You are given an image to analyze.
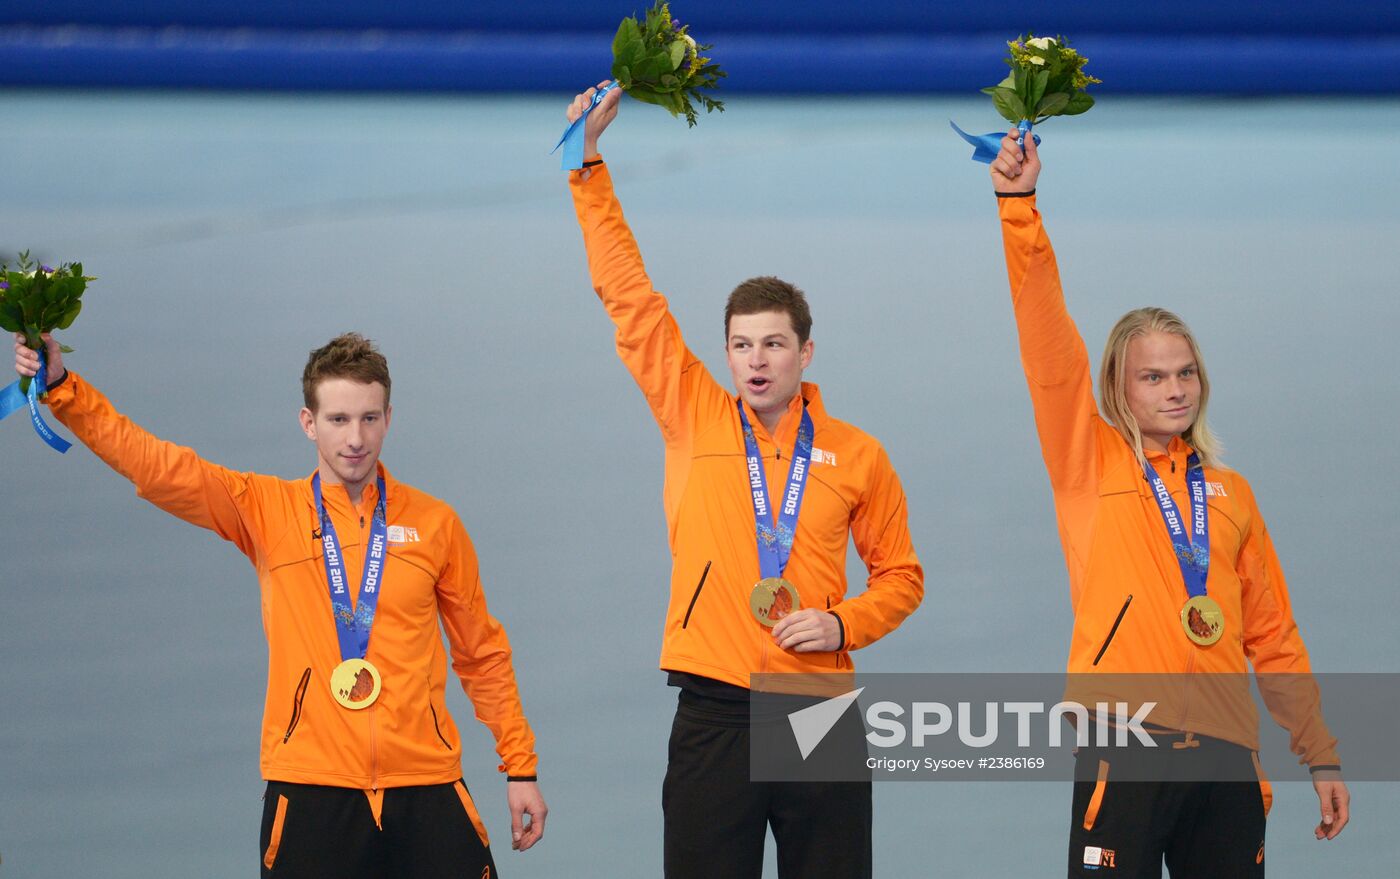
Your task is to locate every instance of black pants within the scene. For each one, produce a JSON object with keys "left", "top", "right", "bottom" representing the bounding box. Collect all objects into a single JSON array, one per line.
[
  {"left": 662, "top": 689, "right": 872, "bottom": 879},
  {"left": 260, "top": 780, "right": 498, "bottom": 878},
  {"left": 1068, "top": 734, "right": 1270, "bottom": 878}
]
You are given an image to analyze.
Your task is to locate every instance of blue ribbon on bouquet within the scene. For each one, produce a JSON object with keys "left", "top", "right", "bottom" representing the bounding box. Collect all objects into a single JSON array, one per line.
[
  {"left": 552, "top": 82, "right": 621, "bottom": 171},
  {"left": 950, "top": 119, "right": 1040, "bottom": 164},
  {"left": 0, "top": 350, "right": 73, "bottom": 453}
]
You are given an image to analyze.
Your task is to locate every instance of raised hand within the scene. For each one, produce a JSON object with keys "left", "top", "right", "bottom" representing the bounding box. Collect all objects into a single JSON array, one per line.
[
  {"left": 990, "top": 127, "right": 1041, "bottom": 194},
  {"left": 566, "top": 81, "right": 624, "bottom": 161},
  {"left": 13, "top": 332, "right": 65, "bottom": 385}
]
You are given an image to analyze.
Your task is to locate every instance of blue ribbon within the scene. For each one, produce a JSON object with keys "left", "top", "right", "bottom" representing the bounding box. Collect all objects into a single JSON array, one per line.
[
  {"left": 0, "top": 351, "right": 72, "bottom": 453},
  {"left": 313, "top": 473, "right": 389, "bottom": 662},
  {"left": 552, "top": 82, "right": 621, "bottom": 171},
  {"left": 1143, "top": 452, "right": 1210, "bottom": 598},
  {"left": 950, "top": 119, "right": 1040, "bottom": 164},
  {"left": 738, "top": 401, "right": 814, "bottom": 580}
]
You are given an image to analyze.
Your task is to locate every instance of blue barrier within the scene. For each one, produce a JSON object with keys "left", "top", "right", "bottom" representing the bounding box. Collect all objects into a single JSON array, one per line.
[{"left": 1, "top": 1, "right": 1398, "bottom": 93}]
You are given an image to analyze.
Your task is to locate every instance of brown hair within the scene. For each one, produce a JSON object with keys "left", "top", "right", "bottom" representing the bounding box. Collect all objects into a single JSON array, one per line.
[
  {"left": 724, "top": 276, "right": 813, "bottom": 344},
  {"left": 301, "top": 333, "right": 391, "bottom": 412},
  {"left": 1099, "top": 307, "right": 1223, "bottom": 469}
]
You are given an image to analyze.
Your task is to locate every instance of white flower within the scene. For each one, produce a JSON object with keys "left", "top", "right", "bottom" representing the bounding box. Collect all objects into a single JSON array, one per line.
[
  {"left": 1027, "top": 56, "right": 1046, "bottom": 66},
  {"left": 1027, "top": 37, "right": 1057, "bottom": 51}
]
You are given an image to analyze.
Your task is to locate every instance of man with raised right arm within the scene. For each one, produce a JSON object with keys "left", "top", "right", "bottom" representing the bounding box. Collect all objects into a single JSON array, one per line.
[
  {"left": 14, "top": 330, "right": 546, "bottom": 878},
  {"left": 990, "top": 129, "right": 1349, "bottom": 878},
  {"left": 564, "top": 82, "right": 923, "bottom": 878}
]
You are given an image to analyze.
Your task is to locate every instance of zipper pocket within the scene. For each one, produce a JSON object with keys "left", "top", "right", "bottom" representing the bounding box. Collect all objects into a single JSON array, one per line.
[
  {"left": 429, "top": 702, "right": 454, "bottom": 751},
  {"left": 1092, "top": 596, "right": 1133, "bottom": 667},
  {"left": 282, "top": 668, "right": 312, "bottom": 743},
  {"left": 681, "top": 561, "right": 712, "bottom": 629}
]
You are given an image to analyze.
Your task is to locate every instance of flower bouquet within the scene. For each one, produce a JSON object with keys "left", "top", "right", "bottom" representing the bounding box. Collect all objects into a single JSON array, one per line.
[
  {"left": 952, "top": 34, "right": 1100, "bottom": 163},
  {"left": 554, "top": 2, "right": 725, "bottom": 169},
  {"left": 0, "top": 252, "right": 92, "bottom": 396},
  {"left": 982, "top": 35, "right": 1099, "bottom": 127},
  {"left": 610, "top": 2, "right": 725, "bottom": 127}
]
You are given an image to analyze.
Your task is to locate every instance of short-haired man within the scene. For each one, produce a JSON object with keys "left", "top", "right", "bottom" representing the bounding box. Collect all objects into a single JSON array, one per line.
[
  {"left": 14, "top": 331, "right": 546, "bottom": 878},
  {"left": 565, "top": 84, "right": 924, "bottom": 877}
]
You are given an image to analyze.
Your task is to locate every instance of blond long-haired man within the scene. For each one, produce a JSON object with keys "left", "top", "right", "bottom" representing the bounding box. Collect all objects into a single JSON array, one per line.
[{"left": 989, "top": 130, "right": 1349, "bottom": 878}]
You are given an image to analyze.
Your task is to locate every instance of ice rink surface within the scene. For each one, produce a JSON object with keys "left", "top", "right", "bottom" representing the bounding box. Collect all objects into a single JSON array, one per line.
[{"left": 2, "top": 91, "right": 1397, "bottom": 877}]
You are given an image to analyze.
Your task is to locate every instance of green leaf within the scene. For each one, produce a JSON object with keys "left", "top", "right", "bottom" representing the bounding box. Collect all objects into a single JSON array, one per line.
[
  {"left": 611, "top": 61, "right": 633, "bottom": 86},
  {"left": 1062, "top": 91, "right": 1095, "bottom": 115},
  {"left": 1027, "top": 69, "right": 1049, "bottom": 114},
  {"left": 59, "top": 344, "right": 75, "bottom": 354},
  {"left": 612, "top": 17, "right": 641, "bottom": 60},
  {"left": 1034, "top": 91, "right": 1070, "bottom": 120},
  {"left": 668, "top": 39, "right": 685, "bottom": 71},
  {"left": 990, "top": 87, "right": 1027, "bottom": 124},
  {"left": 56, "top": 300, "right": 82, "bottom": 330},
  {"left": 996, "top": 72, "right": 1015, "bottom": 89}
]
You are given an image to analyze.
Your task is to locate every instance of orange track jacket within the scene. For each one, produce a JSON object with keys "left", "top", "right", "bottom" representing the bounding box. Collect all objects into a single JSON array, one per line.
[
  {"left": 999, "top": 193, "right": 1338, "bottom": 766},
  {"left": 571, "top": 160, "right": 924, "bottom": 688},
  {"left": 47, "top": 372, "right": 538, "bottom": 786}
]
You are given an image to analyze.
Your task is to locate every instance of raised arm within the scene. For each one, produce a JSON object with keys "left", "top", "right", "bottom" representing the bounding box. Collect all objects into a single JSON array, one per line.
[
  {"left": 991, "top": 134, "right": 1101, "bottom": 496},
  {"left": 15, "top": 333, "right": 259, "bottom": 558},
  {"left": 565, "top": 83, "right": 724, "bottom": 443}
]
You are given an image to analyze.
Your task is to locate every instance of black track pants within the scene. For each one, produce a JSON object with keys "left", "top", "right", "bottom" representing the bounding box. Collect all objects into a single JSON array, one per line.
[
  {"left": 259, "top": 780, "right": 498, "bottom": 878},
  {"left": 663, "top": 690, "right": 872, "bottom": 879},
  {"left": 1068, "top": 735, "right": 1270, "bottom": 878}
]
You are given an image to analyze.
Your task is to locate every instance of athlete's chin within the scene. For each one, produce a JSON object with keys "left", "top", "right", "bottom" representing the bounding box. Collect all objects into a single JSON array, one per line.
[{"left": 334, "top": 454, "right": 378, "bottom": 484}]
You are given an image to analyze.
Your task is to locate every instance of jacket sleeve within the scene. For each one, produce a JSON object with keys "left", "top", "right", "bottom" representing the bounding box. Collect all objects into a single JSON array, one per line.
[
  {"left": 831, "top": 445, "right": 924, "bottom": 650},
  {"left": 45, "top": 370, "right": 260, "bottom": 560},
  {"left": 1235, "top": 478, "right": 1341, "bottom": 769},
  {"left": 569, "top": 158, "right": 726, "bottom": 443},
  {"left": 998, "top": 194, "right": 1101, "bottom": 497},
  {"left": 436, "top": 516, "right": 539, "bottom": 777}
]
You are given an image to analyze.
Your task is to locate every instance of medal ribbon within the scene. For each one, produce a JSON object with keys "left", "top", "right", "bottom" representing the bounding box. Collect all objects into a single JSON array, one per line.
[
  {"left": 552, "top": 81, "right": 622, "bottom": 171},
  {"left": 738, "top": 401, "right": 814, "bottom": 580},
  {"left": 313, "top": 473, "right": 388, "bottom": 662},
  {"left": 0, "top": 350, "right": 73, "bottom": 453},
  {"left": 1142, "top": 452, "right": 1209, "bottom": 598},
  {"left": 949, "top": 119, "right": 1041, "bottom": 164}
]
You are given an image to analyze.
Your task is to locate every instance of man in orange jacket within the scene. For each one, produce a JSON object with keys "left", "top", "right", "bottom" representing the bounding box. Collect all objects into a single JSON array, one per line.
[
  {"left": 565, "top": 83, "right": 924, "bottom": 878},
  {"left": 14, "top": 331, "right": 546, "bottom": 878},
  {"left": 988, "top": 130, "right": 1350, "bottom": 877}
]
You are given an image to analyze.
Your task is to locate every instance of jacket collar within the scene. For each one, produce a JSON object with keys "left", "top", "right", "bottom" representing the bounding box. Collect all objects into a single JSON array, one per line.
[
  {"left": 738, "top": 382, "right": 827, "bottom": 448},
  {"left": 302, "top": 461, "right": 396, "bottom": 517}
]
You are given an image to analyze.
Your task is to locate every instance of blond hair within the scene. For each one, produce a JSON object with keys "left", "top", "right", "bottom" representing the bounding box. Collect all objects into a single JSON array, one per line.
[{"left": 1098, "top": 308, "right": 1224, "bottom": 469}]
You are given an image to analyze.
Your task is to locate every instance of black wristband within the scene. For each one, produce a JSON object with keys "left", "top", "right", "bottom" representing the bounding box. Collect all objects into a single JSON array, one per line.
[
  {"left": 1309, "top": 764, "right": 1342, "bottom": 774},
  {"left": 506, "top": 775, "right": 538, "bottom": 783},
  {"left": 46, "top": 369, "right": 71, "bottom": 392},
  {"left": 827, "top": 611, "right": 846, "bottom": 651},
  {"left": 995, "top": 189, "right": 1036, "bottom": 199},
  {"left": 582, "top": 158, "right": 604, "bottom": 168}
]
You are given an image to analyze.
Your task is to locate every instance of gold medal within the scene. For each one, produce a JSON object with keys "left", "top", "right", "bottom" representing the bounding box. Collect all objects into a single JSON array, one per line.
[
  {"left": 330, "top": 658, "right": 382, "bottom": 709},
  {"left": 750, "top": 577, "right": 800, "bottom": 628},
  {"left": 1180, "top": 595, "right": 1224, "bottom": 646}
]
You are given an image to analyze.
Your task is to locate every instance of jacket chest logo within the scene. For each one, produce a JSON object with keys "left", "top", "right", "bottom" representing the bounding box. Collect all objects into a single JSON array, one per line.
[
  {"left": 811, "top": 448, "right": 837, "bottom": 467},
  {"left": 387, "top": 525, "right": 421, "bottom": 544}
]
